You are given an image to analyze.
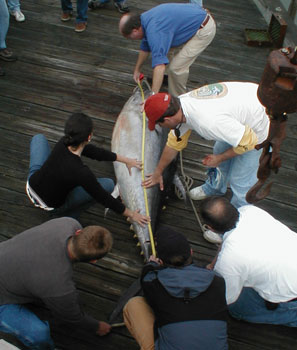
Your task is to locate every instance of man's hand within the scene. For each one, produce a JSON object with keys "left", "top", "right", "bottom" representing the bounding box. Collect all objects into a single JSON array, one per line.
[
  {"left": 142, "top": 172, "right": 164, "bottom": 190},
  {"left": 125, "top": 158, "right": 143, "bottom": 175},
  {"left": 149, "top": 255, "right": 161, "bottom": 264},
  {"left": 133, "top": 70, "right": 141, "bottom": 83},
  {"left": 202, "top": 154, "right": 221, "bottom": 168},
  {"left": 97, "top": 321, "right": 111, "bottom": 336}
]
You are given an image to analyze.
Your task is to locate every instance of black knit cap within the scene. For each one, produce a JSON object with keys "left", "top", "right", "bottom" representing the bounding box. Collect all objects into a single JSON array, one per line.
[{"left": 156, "top": 227, "right": 191, "bottom": 264}]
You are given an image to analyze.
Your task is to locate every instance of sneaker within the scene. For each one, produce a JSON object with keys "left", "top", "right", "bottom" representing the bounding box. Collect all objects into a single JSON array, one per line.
[
  {"left": 0, "top": 48, "right": 18, "bottom": 62},
  {"left": 10, "top": 9, "right": 25, "bottom": 22},
  {"left": 75, "top": 22, "right": 87, "bottom": 32},
  {"left": 61, "top": 12, "right": 72, "bottom": 21},
  {"left": 189, "top": 185, "right": 208, "bottom": 200},
  {"left": 113, "top": 1, "right": 129, "bottom": 13},
  {"left": 203, "top": 229, "right": 223, "bottom": 244},
  {"left": 88, "top": 0, "right": 105, "bottom": 10}
]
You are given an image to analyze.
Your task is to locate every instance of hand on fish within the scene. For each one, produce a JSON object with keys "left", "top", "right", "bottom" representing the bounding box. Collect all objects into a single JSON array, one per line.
[
  {"left": 125, "top": 158, "right": 143, "bottom": 175},
  {"left": 142, "top": 172, "right": 164, "bottom": 190},
  {"left": 116, "top": 155, "right": 143, "bottom": 175},
  {"left": 130, "top": 209, "right": 150, "bottom": 227},
  {"left": 202, "top": 154, "right": 220, "bottom": 168}
]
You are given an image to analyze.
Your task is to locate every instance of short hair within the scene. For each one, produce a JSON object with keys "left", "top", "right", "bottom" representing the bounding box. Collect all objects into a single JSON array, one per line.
[
  {"left": 156, "top": 227, "right": 192, "bottom": 267},
  {"left": 199, "top": 196, "right": 239, "bottom": 233},
  {"left": 156, "top": 95, "right": 181, "bottom": 124},
  {"left": 72, "top": 226, "right": 113, "bottom": 262},
  {"left": 121, "top": 13, "right": 141, "bottom": 36},
  {"left": 63, "top": 112, "right": 93, "bottom": 147}
]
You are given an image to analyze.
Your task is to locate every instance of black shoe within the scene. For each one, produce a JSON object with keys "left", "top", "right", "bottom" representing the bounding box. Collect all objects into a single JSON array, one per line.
[
  {"left": 88, "top": 0, "right": 105, "bottom": 9},
  {"left": 0, "top": 66, "right": 5, "bottom": 76},
  {"left": 113, "top": 1, "right": 129, "bottom": 13},
  {"left": 0, "top": 48, "right": 17, "bottom": 62}
]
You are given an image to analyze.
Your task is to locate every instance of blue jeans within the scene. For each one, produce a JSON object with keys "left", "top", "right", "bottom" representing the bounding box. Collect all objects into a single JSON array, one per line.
[
  {"left": 7, "top": 0, "right": 20, "bottom": 13},
  {"left": 60, "top": 0, "right": 88, "bottom": 22},
  {"left": 0, "top": 0, "right": 9, "bottom": 49},
  {"left": 189, "top": 0, "right": 203, "bottom": 5},
  {"left": 229, "top": 288, "right": 297, "bottom": 327},
  {"left": 29, "top": 134, "right": 114, "bottom": 218},
  {"left": 202, "top": 141, "right": 262, "bottom": 208},
  {"left": 0, "top": 304, "right": 54, "bottom": 350}
]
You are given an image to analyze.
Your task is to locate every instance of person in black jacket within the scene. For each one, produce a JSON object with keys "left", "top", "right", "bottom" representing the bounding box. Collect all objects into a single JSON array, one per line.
[
  {"left": 26, "top": 112, "right": 149, "bottom": 226},
  {"left": 123, "top": 227, "right": 228, "bottom": 350}
]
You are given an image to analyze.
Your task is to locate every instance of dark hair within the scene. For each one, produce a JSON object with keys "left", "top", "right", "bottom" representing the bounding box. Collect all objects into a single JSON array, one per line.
[
  {"left": 163, "top": 255, "right": 193, "bottom": 268},
  {"left": 72, "top": 225, "right": 113, "bottom": 262},
  {"left": 156, "top": 95, "right": 181, "bottom": 123},
  {"left": 199, "top": 196, "right": 239, "bottom": 233},
  {"left": 63, "top": 113, "right": 93, "bottom": 147},
  {"left": 156, "top": 227, "right": 192, "bottom": 267},
  {"left": 121, "top": 13, "right": 141, "bottom": 36}
]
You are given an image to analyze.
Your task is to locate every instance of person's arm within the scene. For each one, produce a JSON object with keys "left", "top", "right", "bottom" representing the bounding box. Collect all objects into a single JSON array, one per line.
[
  {"left": 142, "top": 145, "right": 179, "bottom": 190},
  {"left": 206, "top": 244, "right": 222, "bottom": 270},
  {"left": 116, "top": 154, "right": 142, "bottom": 176},
  {"left": 44, "top": 291, "right": 111, "bottom": 335},
  {"left": 151, "top": 64, "right": 166, "bottom": 94},
  {"left": 82, "top": 144, "right": 117, "bottom": 162},
  {"left": 214, "top": 253, "right": 246, "bottom": 305},
  {"left": 203, "top": 125, "right": 259, "bottom": 167},
  {"left": 203, "top": 147, "right": 238, "bottom": 168},
  {"left": 133, "top": 50, "right": 150, "bottom": 83}
]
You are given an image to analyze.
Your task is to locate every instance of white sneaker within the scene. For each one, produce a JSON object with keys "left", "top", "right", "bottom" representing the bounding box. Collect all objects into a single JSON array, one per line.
[
  {"left": 203, "top": 229, "right": 223, "bottom": 244},
  {"left": 189, "top": 185, "right": 208, "bottom": 200},
  {"left": 11, "top": 10, "right": 25, "bottom": 22}
]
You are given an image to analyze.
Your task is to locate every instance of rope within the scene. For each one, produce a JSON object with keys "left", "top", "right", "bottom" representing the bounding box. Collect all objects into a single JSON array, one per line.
[
  {"left": 179, "top": 150, "right": 206, "bottom": 233},
  {"left": 137, "top": 80, "right": 156, "bottom": 257}
]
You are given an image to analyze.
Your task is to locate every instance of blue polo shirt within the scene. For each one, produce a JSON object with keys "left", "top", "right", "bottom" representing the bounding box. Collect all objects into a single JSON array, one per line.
[{"left": 140, "top": 3, "right": 207, "bottom": 68}]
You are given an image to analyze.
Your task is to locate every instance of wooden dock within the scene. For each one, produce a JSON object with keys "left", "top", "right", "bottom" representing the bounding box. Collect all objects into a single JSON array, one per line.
[{"left": 0, "top": 0, "right": 297, "bottom": 349}]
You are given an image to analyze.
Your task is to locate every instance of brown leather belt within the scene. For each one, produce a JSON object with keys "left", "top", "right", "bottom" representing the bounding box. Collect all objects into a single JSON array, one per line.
[{"left": 200, "top": 14, "right": 210, "bottom": 29}]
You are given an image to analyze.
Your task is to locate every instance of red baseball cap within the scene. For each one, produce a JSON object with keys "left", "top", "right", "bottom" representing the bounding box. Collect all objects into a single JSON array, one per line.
[{"left": 144, "top": 93, "right": 171, "bottom": 131}]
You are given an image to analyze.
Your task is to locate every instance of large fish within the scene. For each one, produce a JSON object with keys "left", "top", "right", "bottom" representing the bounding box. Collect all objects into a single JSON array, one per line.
[{"left": 111, "top": 84, "right": 168, "bottom": 260}]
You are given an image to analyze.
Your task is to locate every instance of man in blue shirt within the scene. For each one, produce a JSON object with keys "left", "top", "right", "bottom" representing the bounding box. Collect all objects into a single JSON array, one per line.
[{"left": 119, "top": 3, "right": 216, "bottom": 96}]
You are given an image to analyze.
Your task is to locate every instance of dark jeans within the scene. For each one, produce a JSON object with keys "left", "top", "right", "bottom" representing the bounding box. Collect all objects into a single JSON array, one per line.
[{"left": 60, "top": 0, "right": 88, "bottom": 22}]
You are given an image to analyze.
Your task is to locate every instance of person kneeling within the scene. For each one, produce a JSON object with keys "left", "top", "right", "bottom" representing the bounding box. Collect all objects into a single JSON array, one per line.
[{"left": 123, "top": 227, "right": 228, "bottom": 350}]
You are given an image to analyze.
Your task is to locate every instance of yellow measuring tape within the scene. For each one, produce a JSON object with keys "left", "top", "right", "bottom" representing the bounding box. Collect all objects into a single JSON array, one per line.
[{"left": 137, "top": 80, "right": 156, "bottom": 257}]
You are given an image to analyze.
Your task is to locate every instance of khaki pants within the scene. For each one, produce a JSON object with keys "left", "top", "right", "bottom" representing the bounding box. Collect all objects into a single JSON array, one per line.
[
  {"left": 167, "top": 15, "right": 216, "bottom": 96},
  {"left": 123, "top": 296, "right": 155, "bottom": 350}
]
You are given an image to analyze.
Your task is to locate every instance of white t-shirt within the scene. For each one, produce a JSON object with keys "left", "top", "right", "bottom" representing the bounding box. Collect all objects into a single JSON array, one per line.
[
  {"left": 214, "top": 205, "right": 297, "bottom": 304},
  {"left": 177, "top": 82, "right": 269, "bottom": 146}
]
